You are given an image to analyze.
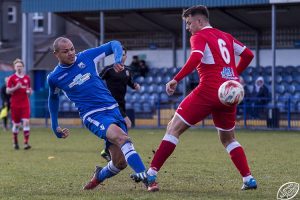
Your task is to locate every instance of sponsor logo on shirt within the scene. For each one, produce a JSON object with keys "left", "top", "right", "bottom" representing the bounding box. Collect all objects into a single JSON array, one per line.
[
  {"left": 78, "top": 62, "right": 86, "bottom": 69},
  {"left": 221, "top": 67, "right": 237, "bottom": 80},
  {"left": 68, "top": 73, "right": 91, "bottom": 88}
]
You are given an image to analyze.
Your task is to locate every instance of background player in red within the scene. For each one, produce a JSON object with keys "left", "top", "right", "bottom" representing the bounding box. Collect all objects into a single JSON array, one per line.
[
  {"left": 6, "top": 58, "right": 32, "bottom": 150},
  {"left": 133, "top": 5, "right": 256, "bottom": 192}
]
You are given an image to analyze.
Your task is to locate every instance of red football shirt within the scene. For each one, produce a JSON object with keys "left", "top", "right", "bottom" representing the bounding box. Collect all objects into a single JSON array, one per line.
[
  {"left": 7, "top": 74, "right": 31, "bottom": 108},
  {"left": 175, "top": 26, "right": 247, "bottom": 90}
]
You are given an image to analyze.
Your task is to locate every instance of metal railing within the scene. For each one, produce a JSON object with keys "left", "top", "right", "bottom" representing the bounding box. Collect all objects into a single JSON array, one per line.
[{"left": 28, "top": 95, "right": 300, "bottom": 130}]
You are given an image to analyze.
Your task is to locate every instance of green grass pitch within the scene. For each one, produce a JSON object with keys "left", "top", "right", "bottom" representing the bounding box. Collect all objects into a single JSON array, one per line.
[{"left": 0, "top": 128, "right": 299, "bottom": 200}]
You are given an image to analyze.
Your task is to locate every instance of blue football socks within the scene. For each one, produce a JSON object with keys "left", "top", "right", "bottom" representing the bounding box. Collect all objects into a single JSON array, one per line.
[
  {"left": 121, "top": 141, "right": 146, "bottom": 173},
  {"left": 98, "top": 161, "right": 121, "bottom": 182}
]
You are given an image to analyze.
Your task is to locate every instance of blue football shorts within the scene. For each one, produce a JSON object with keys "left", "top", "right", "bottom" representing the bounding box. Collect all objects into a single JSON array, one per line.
[{"left": 83, "top": 107, "right": 128, "bottom": 149}]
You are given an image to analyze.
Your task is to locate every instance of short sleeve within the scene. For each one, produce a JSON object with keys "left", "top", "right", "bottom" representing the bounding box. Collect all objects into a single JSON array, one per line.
[
  {"left": 233, "top": 38, "right": 246, "bottom": 56},
  {"left": 190, "top": 34, "right": 206, "bottom": 55}
]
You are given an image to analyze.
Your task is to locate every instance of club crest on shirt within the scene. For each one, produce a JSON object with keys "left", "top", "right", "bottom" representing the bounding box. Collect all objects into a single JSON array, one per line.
[
  {"left": 99, "top": 124, "right": 105, "bottom": 130},
  {"left": 78, "top": 62, "right": 86, "bottom": 69},
  {"left": 221, "top": 67, "right": 237, "bottom": 80}
]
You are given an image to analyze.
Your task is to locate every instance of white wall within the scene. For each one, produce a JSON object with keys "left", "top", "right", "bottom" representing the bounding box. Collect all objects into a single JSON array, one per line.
[
  {"left": 105, "top": 48, "right": 300, "bottom": 68},
  {"left": 254, "top": 49, "right": 300, "bottom": 66}
]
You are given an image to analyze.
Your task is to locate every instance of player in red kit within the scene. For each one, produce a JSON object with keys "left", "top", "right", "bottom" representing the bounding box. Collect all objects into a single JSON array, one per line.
[
  {"left": 131, "top": 5, "right": 257, "bottom": 192},
  {"left": 6, "top": 58, "right": 32, "bottom": 150}
]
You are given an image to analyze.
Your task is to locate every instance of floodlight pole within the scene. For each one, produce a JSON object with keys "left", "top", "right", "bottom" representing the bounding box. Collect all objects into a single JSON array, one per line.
[
  {"left": 22, "top": 12, "right": 34, "bottom": 74},
  {"left": 99, "top": 11, "right": 105, "bottom": 68},
  {"left": 172, "top": 34, "right": 177, "bottom": 68},
  {"left": 271, "top": 4, "right": 276, "bottom": 106},
  {"left": 255, "top": 31, "right": 260, "bottom": 67},
  {"left": 182, "top": 12, "right": 187, "bottom": 97}
]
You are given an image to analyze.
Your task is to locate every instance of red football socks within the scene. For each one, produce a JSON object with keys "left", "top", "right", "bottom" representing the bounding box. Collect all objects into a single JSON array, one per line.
[
  {"left": 150, "top": 134, "right": 179, "bottom": 171},
  {"left": 229, "top": 145, "right": 251, "bottom": 177},
  {"left": 24, "top": 131, "right": 30, "bottom": 144},
  {"left": 13, "top": 132, "right": 18, "bottom": 144}
]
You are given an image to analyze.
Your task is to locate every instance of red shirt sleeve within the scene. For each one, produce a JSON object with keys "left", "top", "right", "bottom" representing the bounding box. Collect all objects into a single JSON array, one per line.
[
  {"left": 233, "top": 38, "right": 246, "bottom": 56},
  {"left": 232, "top": 37, "right": 254, "bottom": 75},
  {"left": 7, "top": 76, "right": 14, "bottom": 88},
  {"left": 190, "top": 34, "right": 207, "bottom": 53},
  {"left": 236, "top": 48, "right": 254, "bottom": 75},
  {"left": 173, "top": 34, "right": 206, "bottom": 82},
  {"left": 27, "top": 76, "right": 31, "bottom": 89}
]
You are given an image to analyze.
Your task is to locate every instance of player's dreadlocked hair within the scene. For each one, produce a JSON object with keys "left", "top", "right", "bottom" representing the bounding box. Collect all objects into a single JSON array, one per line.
[{"left": 182, "top": 5, "right": 209, "bottom": 20}]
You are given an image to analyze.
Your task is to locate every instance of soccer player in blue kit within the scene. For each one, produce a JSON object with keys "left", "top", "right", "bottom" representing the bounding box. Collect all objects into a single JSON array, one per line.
[{"left": 47, "top": 37, "right": 147, "bottom": 190}]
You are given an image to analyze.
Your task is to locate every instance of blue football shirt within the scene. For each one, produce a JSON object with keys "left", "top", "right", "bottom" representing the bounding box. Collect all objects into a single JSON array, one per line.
[{"left": 47, "top": 40, "right": 123, "bottom": 137}]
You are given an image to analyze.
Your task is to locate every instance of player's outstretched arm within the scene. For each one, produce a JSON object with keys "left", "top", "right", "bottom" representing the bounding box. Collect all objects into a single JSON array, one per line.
[
  {"left": 84, "top": 40, "right": 123, "bottom": 65},
  {"left": 48, "top": 89, "right": 62, "bottom": 138},
  {"left": 47, "top": 76, "right": 64, "bottom": 138},
  {"left": 236, "top": 48, "right": 254, "bottom": 75},
  {"left": 110, "top": 40, "right": 123, "bottom": 64},
  {"left": 173, "top": 52, "right": 202, "bottom": 83}
]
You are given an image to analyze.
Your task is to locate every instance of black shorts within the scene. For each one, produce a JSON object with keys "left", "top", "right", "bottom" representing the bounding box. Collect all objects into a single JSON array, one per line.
[{"left": 118, "top": 101, "right": 127, "bottom": 118}]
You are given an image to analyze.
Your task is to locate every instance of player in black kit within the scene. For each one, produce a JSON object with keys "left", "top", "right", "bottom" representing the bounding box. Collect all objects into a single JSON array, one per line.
[{"left": 99, "top": 46, "right": 140, "bottom": 161}]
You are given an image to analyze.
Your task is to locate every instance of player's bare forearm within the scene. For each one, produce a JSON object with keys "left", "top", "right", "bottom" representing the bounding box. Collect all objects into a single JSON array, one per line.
[
  {"left": 166, "top": 79, "right": 178, "bottom": 96},
  {"left": 113, "top": 63, "right": 124, "bottom": 72}
]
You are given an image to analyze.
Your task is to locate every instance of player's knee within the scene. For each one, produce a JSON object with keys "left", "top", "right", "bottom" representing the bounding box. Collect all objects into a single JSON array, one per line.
[
  {"left": 23, "top": 120, "right": 30, "bottom": 127},
  {"left": 166, "top": 123, "right": 182, "bottom": 138},
  {"left": 12, "top": 124, "right": 20, "bottom": 133},
  {"left": 116, "top": 134, "right": 130, "bottom": 147},
  {"left": 219, "top": 130, "right": 235, "bottom": 147},
  {"left": 107, "top": 124, "right": 129, "bottom": 146},
  {"left": 115, "top": 160, "right": 127, "bottom": 170}
]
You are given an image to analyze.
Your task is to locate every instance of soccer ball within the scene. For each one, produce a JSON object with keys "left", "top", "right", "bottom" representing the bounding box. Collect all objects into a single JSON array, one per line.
[{"left": 218, "top": 80, "right": 244, "bottom": 106}]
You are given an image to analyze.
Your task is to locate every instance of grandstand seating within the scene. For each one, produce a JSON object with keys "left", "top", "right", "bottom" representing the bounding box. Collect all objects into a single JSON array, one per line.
[{"left": 56, "top": 65, "right": 300, "bottom": 116}]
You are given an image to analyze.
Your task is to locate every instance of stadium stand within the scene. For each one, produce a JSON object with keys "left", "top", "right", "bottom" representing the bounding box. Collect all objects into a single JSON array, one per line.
[{"left": 53, "top": 65, "right": 300, "bottom": 118}]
